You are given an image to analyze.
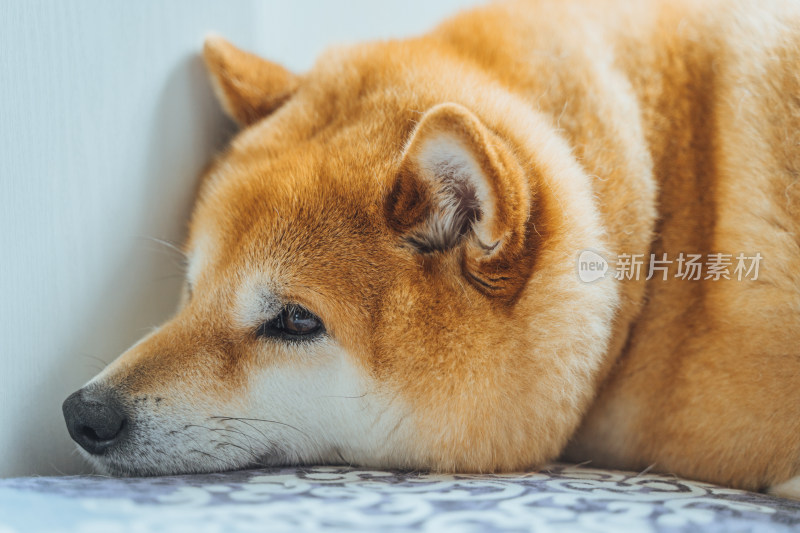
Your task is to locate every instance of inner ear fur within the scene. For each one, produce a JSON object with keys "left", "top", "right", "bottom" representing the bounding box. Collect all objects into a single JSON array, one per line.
[
  {"left": 385, "top": 103, "right": 534, "bottom": 297},
  {"left": 202, "top": 36, "right": 299, "bottom": 127}
]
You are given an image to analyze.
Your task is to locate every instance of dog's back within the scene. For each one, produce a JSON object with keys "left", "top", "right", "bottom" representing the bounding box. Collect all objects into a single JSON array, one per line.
[{"left": 443, "top": 0, "right": 800, "bottom": 492}]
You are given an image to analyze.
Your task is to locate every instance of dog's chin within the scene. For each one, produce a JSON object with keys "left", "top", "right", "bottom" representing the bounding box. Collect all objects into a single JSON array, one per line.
[
  {"left": 77, "top": 449, "right": 137, "bottom": 477},
  {"left": 76, "top": 445, "right": 278, "bottom": 478}
]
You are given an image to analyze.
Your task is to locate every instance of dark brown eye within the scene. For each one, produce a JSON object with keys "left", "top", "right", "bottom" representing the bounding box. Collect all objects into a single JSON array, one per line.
[{"left": 258, "top": 305, "right": 324, "bottom": 341}]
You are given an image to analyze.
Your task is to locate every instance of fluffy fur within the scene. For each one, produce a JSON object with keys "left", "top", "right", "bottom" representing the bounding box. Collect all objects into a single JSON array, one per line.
[{"left": 68, "top": 0, "right": 800, "bottom": 497}]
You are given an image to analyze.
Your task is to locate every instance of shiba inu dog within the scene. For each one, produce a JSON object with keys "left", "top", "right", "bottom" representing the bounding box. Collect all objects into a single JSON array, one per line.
[{"left": 63, "top": 0, "right": 800, "bottom": 497}]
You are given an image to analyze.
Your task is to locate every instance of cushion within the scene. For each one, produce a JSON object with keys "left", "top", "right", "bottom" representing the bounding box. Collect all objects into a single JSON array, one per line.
[{"left": 2, "top": 463, "right": 799, "bottom": 532}]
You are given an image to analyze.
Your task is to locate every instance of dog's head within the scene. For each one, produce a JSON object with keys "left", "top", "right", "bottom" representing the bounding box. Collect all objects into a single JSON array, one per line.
[{"left": 63, "top": 37, "right": 617, "bottom": 476}]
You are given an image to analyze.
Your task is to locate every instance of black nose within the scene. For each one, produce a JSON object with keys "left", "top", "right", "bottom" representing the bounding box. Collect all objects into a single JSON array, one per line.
[{"left": 62, "top": 389, "right": 128, "bottom": 455}]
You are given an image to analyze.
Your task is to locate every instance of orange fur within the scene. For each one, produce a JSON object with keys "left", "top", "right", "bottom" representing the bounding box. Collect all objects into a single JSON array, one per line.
[{"left": 70, "top": 0, "right": 800, "bottom": 493}]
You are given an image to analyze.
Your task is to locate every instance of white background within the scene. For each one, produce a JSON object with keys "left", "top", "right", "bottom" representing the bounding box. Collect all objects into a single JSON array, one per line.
[{"left": 0, "top": 0, "right": 477, "bottom": 477}]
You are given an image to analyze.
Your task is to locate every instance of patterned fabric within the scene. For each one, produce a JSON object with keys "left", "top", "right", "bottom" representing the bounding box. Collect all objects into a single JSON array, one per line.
[{"left": 1, "top": 464, "right": 799, "bottom": 532}]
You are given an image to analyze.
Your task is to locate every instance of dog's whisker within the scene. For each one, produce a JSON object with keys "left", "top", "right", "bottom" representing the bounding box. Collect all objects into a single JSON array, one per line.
[
  {"left": 142, "top": 236, "right": 187, "bottom": 257},
  {"left": 141, "top": 236, "right": 190, "bottom": 271},
  {"left": 214, "top": 441, "right": 269, "bottom": 467},
  {"left": 188, "top": 449, "right": 226, "bottom": 465},
  {"left": 183, "top": 423, "right": 278, "bottom": 467},
  {"left": 333, "top": 447, "right": 351, "bottom": 467},
  {"left": 210, "top": 427, "right": 261, "bottom": 456},
  {"left": 210, "top": 417, "right": 273, "bottom": 447},
  {"left": 78, "top": 353, "right": 110, "bottom": 369},
  {"left": 210, "top": 416, "right": 312, "bottom": 440}
]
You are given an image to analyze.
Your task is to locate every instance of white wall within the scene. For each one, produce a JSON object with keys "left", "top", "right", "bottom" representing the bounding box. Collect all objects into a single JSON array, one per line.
[{"left": 0, "top": 0, "right": 478, "bottom": 477}]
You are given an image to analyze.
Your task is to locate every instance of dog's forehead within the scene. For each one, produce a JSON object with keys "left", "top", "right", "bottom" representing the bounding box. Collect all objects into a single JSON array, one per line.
[{"left": 185, "top": 142, "right": 396, "bottom": 297}]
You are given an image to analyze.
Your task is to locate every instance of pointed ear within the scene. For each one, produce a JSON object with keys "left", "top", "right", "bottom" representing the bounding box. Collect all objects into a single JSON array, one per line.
[
  {"left": 202, "top": 36, "right": 299, "bottom": 127},
  {"left": 385, "top": 103, "right": 534, "bottom": 296}
]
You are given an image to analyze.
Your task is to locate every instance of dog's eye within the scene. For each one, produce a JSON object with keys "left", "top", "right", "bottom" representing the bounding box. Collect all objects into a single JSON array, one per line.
[{"left": 257, "top": 305, "right": 324, "bottom": 340}]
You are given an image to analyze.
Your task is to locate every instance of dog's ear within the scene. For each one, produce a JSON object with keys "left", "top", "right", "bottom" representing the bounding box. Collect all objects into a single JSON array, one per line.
[
  {"left": 385, "top": 103, "right": 534, "bottom": 297},
  {"left": 202, "top": 36, "right": 299, "bottom": 127}
]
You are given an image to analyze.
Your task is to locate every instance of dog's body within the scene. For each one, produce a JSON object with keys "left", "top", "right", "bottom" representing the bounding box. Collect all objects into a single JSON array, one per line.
[{"left": 63, "top": 0, "right": 800, "bottom": 496}]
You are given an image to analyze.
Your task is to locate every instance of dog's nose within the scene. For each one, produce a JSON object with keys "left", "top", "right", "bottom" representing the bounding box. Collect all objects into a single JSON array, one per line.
[{"left": 62, "top": 389, "right": 128, "bottom": 455}]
